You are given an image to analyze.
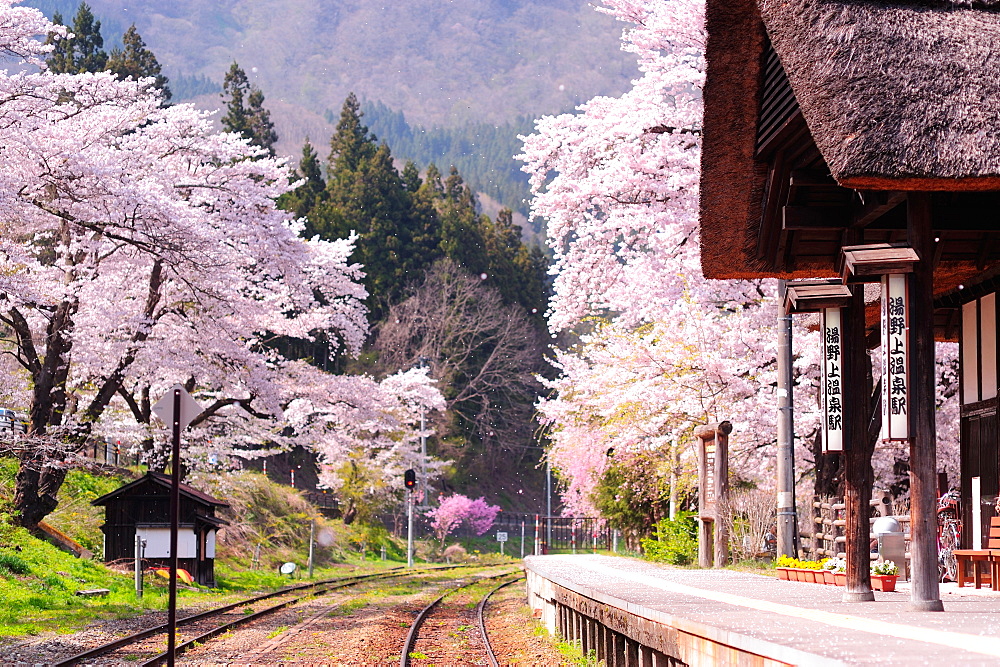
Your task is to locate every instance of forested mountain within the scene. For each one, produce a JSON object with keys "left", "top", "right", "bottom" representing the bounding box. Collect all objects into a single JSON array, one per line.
[
  {"left": 356, "top": 102, "right": 535, "bottom": 222},
  {"left": 24, "top": 0, "right": 637, "bottom": 159}
]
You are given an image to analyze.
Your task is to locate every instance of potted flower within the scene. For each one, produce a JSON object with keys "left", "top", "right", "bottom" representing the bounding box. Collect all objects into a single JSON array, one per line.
[
  {"left": 822, "top": 557, "right": 843, "bottom": 585},
  {"left": 871, "top": 560, "right": 899, "bottom": 592},
  {"left": 832, "top": 558, "right": 847, "bottom": 586},
  {"left": 776, "top": 555, "right": 795, "bottom": 580}
]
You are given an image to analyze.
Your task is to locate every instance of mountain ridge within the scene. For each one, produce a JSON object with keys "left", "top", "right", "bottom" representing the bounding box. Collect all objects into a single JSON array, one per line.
[{"left": 26, "top": 0, "right": 637, "bottom": 157}]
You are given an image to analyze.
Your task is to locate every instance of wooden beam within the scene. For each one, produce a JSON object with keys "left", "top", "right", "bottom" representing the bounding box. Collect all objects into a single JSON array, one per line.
[
  {"left": 782, "top": 205, "right": 849, "bottom": 230},
  {"left": 787, "top": 170, "right": 839, "bottom": 204},
  {"left": 976, "top": 234, "right": 994, "bottom": 271},
  {"left": 757, "top": 152, "right": 788, "bottom": 262},
  {"left": 852, "top": 191, "right": 906, "bottom": 229}
]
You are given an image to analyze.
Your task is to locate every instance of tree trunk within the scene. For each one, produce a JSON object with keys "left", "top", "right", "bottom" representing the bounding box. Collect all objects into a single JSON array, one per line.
[{"left": 13, "top": 452, "right": 68, "bottom": 530}]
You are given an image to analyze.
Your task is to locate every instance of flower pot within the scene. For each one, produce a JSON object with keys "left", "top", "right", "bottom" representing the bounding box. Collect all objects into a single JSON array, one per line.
[
  {"left": 777, "top": 567, "right": 791, "bottom": 581},
  {"left": 834, "top": 572, "right": 846, "bottom": 587},
  {"left": 871, "top": 574, "right": 898, "bottom": 592},
  {"left": 823, "top": 570, "right": 836, "bottom": 585},
  {"left": 795, "top": 569, "right": 810, "bottom": 582}
]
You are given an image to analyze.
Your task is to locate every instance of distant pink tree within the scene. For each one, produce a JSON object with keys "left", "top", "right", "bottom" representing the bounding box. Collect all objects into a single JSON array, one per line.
[{"left": 428, "top": 494, "right": 501, "bottom": 548}]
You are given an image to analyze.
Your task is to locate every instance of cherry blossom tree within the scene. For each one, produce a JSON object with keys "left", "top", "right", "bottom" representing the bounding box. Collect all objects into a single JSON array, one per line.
[
  {"left": 428, "top": 493, "right": 501, "bottom": 549},
  {"left": 520, "top": 0, "right": 961, "bottom": 523},
  {"left": 0, "top": 1, "right": 441, "bottom": 529}
]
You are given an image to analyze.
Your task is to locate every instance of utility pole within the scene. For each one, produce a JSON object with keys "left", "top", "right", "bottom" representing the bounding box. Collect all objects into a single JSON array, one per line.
[{"left": 776, "top": 280, "right": 798, "bottom": 558}]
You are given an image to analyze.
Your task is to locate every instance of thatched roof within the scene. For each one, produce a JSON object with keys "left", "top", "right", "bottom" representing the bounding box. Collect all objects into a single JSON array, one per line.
[
  {"left": 700, "top": 0, "right": 770, "bottom": 279},
  {"left": 700, "top": 0, "right": 1000, "bottom": 280},
  {"left": 761, "top": 0, "right": 1000, "bottom": 190}
]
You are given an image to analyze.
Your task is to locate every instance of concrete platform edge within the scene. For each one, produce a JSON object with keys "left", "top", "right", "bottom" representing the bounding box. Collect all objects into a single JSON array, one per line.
[{"left": 525, "top": 557, "right": 846, "bottom": 667}]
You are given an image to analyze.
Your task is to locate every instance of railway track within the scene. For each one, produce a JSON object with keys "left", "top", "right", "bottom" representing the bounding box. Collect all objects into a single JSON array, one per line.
[
  {"left": 400, "top": 570, "right": 524, "bottom": 667},
  {"left": 53, "top": 565, "right": 473, "bottom": 666}
]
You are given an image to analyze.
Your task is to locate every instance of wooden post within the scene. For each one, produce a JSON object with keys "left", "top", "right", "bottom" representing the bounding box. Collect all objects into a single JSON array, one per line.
[
  {"left": 842, "top": 284, "right": 875, "bottom": 602},
  {"left": 695, "top": 421, "right": 732, "bottom": 568},
  {"left": 907, "top": 193, "right": 945, "bottom": 611},
  {"left": 714, "top": 423, "right": 731, "bottom": 568}
]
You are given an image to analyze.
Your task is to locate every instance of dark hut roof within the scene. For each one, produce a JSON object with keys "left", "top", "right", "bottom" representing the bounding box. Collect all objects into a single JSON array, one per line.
[
  {"left": 91, "top": 471, "right": 229, "bottom": 508},
  {"left": 700, "top": 0, "right": 1000, "bottom": 281},
  {"left": 761, "top": 0, "right": 1000, "bottom": 191}
]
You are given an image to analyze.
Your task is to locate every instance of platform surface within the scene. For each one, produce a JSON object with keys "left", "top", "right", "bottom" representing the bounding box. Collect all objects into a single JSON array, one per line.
[{"left": 525, "top": 554, "right": 1000, "bottom": 666}]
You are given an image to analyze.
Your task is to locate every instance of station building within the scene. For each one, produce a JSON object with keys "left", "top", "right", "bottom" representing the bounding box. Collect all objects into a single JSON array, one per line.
[{"left": 699, "top": 0, "right": 1000, "bottom": 607}]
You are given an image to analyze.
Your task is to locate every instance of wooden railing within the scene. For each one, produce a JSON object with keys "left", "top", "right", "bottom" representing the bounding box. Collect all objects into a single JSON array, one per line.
[{"left": 799, "top": 494, "right": 910, "bottom": 563}]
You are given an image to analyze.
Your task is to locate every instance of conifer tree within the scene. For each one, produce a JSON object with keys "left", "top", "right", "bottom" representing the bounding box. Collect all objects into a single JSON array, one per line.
[
  {"left": 45, "top": 3, "right": 107, "bottom": 74},
  {"left": 107, "top": 24, "right": 171, "bottom": 102},
  {"left": 281, "top": 139, "right": 327, "bottom": 223},
  {"left": 221, "top": 62, "right": 278, "bottom": 154}
]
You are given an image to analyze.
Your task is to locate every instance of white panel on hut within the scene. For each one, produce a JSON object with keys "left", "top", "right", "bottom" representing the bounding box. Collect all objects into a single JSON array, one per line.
[
  {"left": 982, "top": 293, "right": 997, "bottom": 400},
  {"left": 963, "top": 300, "right": 980, "bottom": 404},
  {"left": 137, "top": 526, "right": 197, "bottom": 558}
]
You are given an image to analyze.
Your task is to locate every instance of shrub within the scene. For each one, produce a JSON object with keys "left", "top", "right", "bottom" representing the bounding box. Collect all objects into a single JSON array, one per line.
[{"left": 641, "top": 512, "right": 697, "bottom": 565}]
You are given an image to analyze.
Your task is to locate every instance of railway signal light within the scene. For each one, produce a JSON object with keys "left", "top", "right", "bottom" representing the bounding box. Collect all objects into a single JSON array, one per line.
[{"left": 404, "top": 469, "right": 416, "bottom": 490}]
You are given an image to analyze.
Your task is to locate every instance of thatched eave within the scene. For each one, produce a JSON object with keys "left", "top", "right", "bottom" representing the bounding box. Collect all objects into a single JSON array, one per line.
[{"left": 760, "top": 0, "right": 1000, "bottom": 188}]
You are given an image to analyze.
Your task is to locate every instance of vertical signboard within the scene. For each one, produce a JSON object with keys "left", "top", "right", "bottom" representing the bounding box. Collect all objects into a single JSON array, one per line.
[
  {"left": 822, "top": 308, "right": 844, "bottom": 452},
  {"left": 881, "top": 273, "right": 909, "bottom": 441}
]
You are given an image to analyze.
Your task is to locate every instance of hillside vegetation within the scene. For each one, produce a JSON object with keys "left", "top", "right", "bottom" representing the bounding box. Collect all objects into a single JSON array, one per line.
[{"left": 25, "top": 0, "right": 637, "bottom": 156}]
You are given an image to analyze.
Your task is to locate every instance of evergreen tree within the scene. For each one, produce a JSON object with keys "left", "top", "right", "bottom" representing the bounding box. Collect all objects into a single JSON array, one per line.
[
  {"left": 308, "top": 94, "right": 444, "bottom": 319},
  {"left": 45, "top": 3, "right": 107, "bottom": 74},
  {"left": 221, "top": 62, "right": 278, "bottom": 154},
  {"left": 280, "top": 139, "right": 327, "bottom": 224},
  {"left": 328, "top": 92, "right": 377, "bottom": 174},
  {"left": 430, "top": 166, "right": 490, "bottom": 277},
  {"left": 106, "top": 24, "right": 171, "bottom": 102}
]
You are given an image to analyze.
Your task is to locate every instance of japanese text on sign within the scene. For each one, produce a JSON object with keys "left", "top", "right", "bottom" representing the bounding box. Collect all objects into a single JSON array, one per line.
[
  {"left": 822, "top": 308, "right": 844, "bottom": 451},
  {"left": 881, "top": 273, "right": 908, "bottom": 441}
]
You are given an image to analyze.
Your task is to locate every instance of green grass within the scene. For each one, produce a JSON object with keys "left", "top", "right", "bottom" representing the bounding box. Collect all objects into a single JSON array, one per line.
[{"left": 0, "top": 523, "right": 181, "bottom": 638}]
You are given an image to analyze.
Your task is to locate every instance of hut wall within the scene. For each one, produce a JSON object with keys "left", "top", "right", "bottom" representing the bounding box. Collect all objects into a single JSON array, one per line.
[{"left": 960, "top": 294, "right": 1000, "bottom": 548}]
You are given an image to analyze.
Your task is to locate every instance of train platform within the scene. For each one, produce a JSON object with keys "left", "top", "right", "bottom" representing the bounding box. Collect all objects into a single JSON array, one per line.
[{"left": 524, "top": 554, "right": 1000, "bottom": 666}]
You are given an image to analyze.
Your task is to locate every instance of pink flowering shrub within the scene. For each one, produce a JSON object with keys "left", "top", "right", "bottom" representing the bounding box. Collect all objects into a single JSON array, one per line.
[{"left": 428, "top": 494, "right": 501, "bottom": 547}]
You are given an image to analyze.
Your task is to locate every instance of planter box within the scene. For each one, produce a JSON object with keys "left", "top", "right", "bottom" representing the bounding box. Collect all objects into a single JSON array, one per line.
[
  {"left": 871, "top": 574, "right": 898, "bottom": 592},
  {"left": 834, "top": 572, "right": 846, "bottom": 586},
  {"left": 823, "top": 570, "right": 836, "bottom": 585},
  {"left": 776, "top": 567, "right": 792, "bottom": 580},
  {"left": 795, "top": 569, "right": 811, "bottom": 582}
]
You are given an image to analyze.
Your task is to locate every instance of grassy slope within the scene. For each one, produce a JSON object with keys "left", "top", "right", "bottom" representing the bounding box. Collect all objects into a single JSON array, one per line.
[{"left": 0, "top": 462, "right": 412, "bottom": 640}]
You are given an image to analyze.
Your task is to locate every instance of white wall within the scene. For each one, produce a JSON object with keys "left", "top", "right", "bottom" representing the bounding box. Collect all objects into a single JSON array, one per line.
[{"left": 137, "top": 526, "right": 197, "bottom": 558}]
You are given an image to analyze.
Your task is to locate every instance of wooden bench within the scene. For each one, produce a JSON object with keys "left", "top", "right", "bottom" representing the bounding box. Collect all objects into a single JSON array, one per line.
[
  {"left": 954, "top": 550, "right": 992, "bottom": 588},
  {"left": 75, "top": 588, "right": 110, "bottom": 597},
  {"left": 954, "top": 516, "right": 1000, "bottom": 588}
]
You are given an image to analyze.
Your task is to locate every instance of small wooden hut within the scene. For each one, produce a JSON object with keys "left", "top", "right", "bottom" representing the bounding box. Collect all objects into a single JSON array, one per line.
[
  {"left": 700, "top": 0, "right": 1000, "bottom": 609},
  {"left": 92, "top": 472, "right": 229, "bottom": 587}
]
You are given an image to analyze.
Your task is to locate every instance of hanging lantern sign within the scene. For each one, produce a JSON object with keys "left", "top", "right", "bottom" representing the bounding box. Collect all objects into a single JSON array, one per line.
[
  {"left": 821, "top": 307, "right": 844, "bottom": 452},
  {"left": 881, "top": 273, "right": 909, "bottom": 441}
]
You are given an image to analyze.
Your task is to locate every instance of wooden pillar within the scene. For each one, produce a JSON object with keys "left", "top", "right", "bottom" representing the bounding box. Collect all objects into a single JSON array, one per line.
[
  {"left": 842, "top": 285, "right": 875, "bottom": 602},
  {"left": 697, "top": 430, "right": 713, "bottom": 568},
  {"left": 696, "top": 421, "right": 732, "bottom": 568},
  {"left": 907, "top": 192, "right": 945, "bottom": 611},
  {"left": 714, "top": 423, "right": 731, "bottom": 568}
]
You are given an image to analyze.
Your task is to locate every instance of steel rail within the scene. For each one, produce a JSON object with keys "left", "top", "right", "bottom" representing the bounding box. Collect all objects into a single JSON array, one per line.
[
  {"left": 399, "top": 569, "right": 518, "bottom": 667},
  {"left": 54, "top": 564, "right": 470, "bottom": 667},
  {"left": 477, "top": 576, "right": 524, "bottom": 667}
]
